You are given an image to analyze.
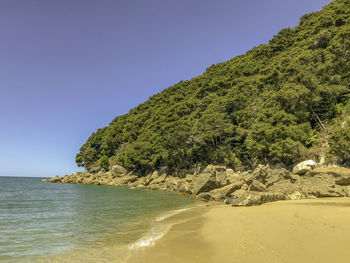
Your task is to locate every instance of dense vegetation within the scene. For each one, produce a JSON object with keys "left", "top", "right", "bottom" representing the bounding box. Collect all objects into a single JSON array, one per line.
[{"left": 76, "top": 0, "right": 350, "bottom": 175}]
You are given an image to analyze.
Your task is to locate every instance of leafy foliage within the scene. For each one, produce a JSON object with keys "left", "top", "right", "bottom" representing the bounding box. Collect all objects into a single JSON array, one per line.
[{"left": 77, "top": 0, "right": 350, "bottom": 173}]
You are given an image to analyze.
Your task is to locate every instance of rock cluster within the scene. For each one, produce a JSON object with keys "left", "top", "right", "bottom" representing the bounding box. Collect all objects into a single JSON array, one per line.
[{"left": 43, "top": 163, "right": 350, "bottom": 206}]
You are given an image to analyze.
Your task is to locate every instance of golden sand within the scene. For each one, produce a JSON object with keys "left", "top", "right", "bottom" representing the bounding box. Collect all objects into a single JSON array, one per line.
[{"left": 128, "top": 198, "right": 350, "bottom": 263}]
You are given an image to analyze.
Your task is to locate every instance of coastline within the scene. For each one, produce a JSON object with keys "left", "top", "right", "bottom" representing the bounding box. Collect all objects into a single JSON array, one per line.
[
  {"left": 43, "top": 165, "right": 350, "bottom": 207},
  {"left": 127, "top": 198, "right": 350, "bottom": 263},
  {"left": 35, "top": 202, "right": 206, "bottom": 263}
]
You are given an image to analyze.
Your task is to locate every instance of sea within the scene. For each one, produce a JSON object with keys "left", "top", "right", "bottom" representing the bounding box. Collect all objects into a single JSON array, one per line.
[{"left": 0, "top": 176, "right": 200, "bottom": 262}]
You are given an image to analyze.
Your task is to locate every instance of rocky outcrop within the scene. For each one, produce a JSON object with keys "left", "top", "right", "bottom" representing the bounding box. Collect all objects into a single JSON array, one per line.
[{"left": 43, "top": 163, "right": 350, "bottom": 207}]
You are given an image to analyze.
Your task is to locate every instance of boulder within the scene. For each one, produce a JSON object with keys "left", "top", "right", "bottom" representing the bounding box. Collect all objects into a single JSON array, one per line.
[
  {"left": 209, "top": 181, "right": 244, "bottom": 201},
  {"left": 335, "top": 176, "right": 350, "bottom": 186},
  {"left": 295, "top": 174, "right": 344, "bottom": 198},
  {"left": 196, "top": 192, "right": 212, "bottom": 202},
  {"left": 344, "top": 186, "right": 350, "bottom": 197},
  {"left": 264, "top": 168, "right": 290, "bottom": 187},
  {"left": 230, "top": 190, "right": 285, "bottom": 206},
  {"left": 249, "top": 180, "right": 266, "bottom": 192},
  {"left": 111, "top": 165, "right": 127, "bottom": 175},
  {"left": 267, "top": 180, "right": 300, "bottom": 196},
  {"left": 311, "top": 167, "right": 350, "bottom": 186},
  {"left": 242, "top": 172, "right": 255, "bottom": 185},
  {"left": 290, "top": 173, "right": 301, "bottom": 182},
  {"left": 226, "top": 170, "right": 243, "bottom": 184},
  {"left": 178, "top": 181, "right": 193, "bottom": 194},
  {"left": 292, "top": 160, "right": 316, "bottom": 175},
  {"left": 241, "top": 183, "right": 249, "bottom": 191},
  {"left": 192, "top": 173, "right": 217, "bottom": 195},
  {"left": 252, "top": 164, "right": 271, "bottom": 182},
  {"left": 215, "top": 171, "right": 229, "bottom": 187}
]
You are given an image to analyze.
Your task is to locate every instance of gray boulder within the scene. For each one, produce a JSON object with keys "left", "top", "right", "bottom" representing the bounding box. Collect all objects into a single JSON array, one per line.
[
  {"left": 197, "top": 192, "right": 212, "bottom": 202},
  {"left": 292, "top": 160, "right": 316, "bottom": 175},
  {"left": 264, "top": 168, "right": 290, "bottom": 187},
  {"left": 295, "top": 174, "right": 344, "bottom": 198},
  {"left": 230, "top": 190, "right": 286, "bottom": 206},
  {"left": 192, "top": 173, "right": 217, "bottom": 195},
  {"left": 111, "top": 165, "right": 128, "bottom": 175},
  {"left": 249, "top": 180, "right": 266, "bottom": 192},
  {"left": 311, "top": 167, "right": 350, "bottom": 186},
  {"left": 215, "top": 171, "right": 229, "bottom": 187},
  {"left": 209, "top": 181, "right": 244, "bottom": 201}
]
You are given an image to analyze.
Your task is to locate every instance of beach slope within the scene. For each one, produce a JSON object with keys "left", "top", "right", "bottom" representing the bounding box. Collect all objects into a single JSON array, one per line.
[{"left": 128, "top": 198, "right": 350, "bottom": 263}]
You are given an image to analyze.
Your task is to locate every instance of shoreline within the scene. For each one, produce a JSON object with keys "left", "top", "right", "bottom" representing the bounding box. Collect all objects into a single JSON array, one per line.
[
  {"left": 43, "top": 165, "right": 350, "bottom": 207},
  {"left": 35, "top": 202, "right": 206, "bottom": 263},
  {"left": 127, "top": 197, "right": 350, "bottom": 263}
]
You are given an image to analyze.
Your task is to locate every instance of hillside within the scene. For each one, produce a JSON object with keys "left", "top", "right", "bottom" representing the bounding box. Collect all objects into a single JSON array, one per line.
[{"left": 76, "top": 0, "right": 350, "bottom": 175}]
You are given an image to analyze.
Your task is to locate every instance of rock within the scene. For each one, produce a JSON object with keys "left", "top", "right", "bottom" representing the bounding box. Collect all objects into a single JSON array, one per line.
[
  {"left": 292, "top": 160, "right": 316, "bottom": 175},
  {"left": 112, "top": 175, "right": 138, "bottom": 186},
  {"left": 128, "top": 181, "right": 139, "bottom": 187},
  {"left": 241, "top": 183, "right": 249, "bottom": 191},
  {"left": 226, "top": 171, "right": 243, "bottom": 184},
  {"left": 48, "top": 176, "right": 62, "bottom": 183},
  {"left": 225, "top": 168, "right": 235, "bottom": 175},
  {"left": 267, "top": 180, "right": 300, "bottom": 195},
  {"left": 311, "top": 167, "right": 350, "bottom": 186},
  {"left": 209, "top": 181, "right": 244, "bottom": 201},
  {"left": 202, "top": 165, "right": 226, "bottom": 174},
  {"left": 185, "top": 174, "right": 195, "bottom": 183},
  {"left": 295, "top": 174, "right": 343, "bottom": 198},
  {"left": 213, "top": 166, "right": 227, "bottom": 172},
  {"left": 192, "top": 173, "right": 217, "bottom": 195},
  {"left": 150, "top": 173, "right": 167, "bottom": 185},
  {"left": 150, "top": 171, "right": 160, "bottom": 180},
  {"left": 335, "top": 176, "right": 350, "bottom": 186},
  {"left": 290, "top": 173, "right": 301, "bottom": 182},
  {"left": 196, "top": 192, "right": 212, "bottom": 202},
  {"left": 344, "top": 186, "right": 350, "bottom": 197},
  {"left": 87, "top": 166, "right": 101, "bottom": 174},
  {"left": 242, "top": 172, "right": 255, "bottom": 185},
  {"left": 231, "top": 190, "right": 285, "bottom": 206},
  {"left": 249, "top": 180, "right": 266, "bottom": 192},
  {"left": 252, "top": 164, "right": 271, "bottom": 182},
  {"left": 264, "top": 168, "right": 290, "bottom": 187},
  {"left": 178, "top": 181, "right": 193, "bottom": 194},
  {"left": 111, "top": 165, "right": 127, "bottom": 175},
  {"left": 215, "top": 171, "right": 229, "bottom": 187},
  {"left": 230, "top": 189, "right": 247, "bottom": 201},
  {"left": 288, "top": 191, "right": 305, "bottom": 200},
  {"left": 201, "top": 165, "right": 215, "bottom": 174}
]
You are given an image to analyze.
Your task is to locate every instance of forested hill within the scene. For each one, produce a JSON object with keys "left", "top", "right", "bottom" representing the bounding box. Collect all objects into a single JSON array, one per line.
[{"left": 76, "top": 0, "right": 350, "bottom": 175}]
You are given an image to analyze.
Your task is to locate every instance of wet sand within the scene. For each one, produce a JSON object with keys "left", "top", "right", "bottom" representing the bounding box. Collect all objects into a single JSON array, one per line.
[{"left": 128, "top": 198, "right": 350, "bottom": 263}]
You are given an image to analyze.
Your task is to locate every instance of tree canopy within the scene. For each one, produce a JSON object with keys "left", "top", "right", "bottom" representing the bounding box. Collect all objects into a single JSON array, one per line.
[{"left": 76, "top": 0, "right": 350, "bottom": 174}]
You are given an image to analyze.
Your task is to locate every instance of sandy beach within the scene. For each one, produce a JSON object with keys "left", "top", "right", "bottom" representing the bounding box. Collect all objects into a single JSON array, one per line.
[{"left": 128, "top": 198, "right": 350, "bottom": 263}]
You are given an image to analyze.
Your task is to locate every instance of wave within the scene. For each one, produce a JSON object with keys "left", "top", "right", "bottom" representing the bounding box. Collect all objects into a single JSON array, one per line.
[
  {"left": 128, "top": 223, "right": 171, "bottom": 249},
  {"left": 155, "top": 207, "right": 192, "bottom": 222},
  {"left": 129, "top": 204, "right": 205, "bottom": 250}
]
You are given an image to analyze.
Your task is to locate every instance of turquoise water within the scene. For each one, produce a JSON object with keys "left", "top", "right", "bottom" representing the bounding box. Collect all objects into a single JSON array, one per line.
[{"left": 0, "top": 177, "right": 198, "bottom": 262}]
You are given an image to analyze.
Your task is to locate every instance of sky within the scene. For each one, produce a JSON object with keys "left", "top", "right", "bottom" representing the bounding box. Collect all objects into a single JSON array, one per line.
[{"left": 0, "top": 0, "right": 332, "bottom": 177}]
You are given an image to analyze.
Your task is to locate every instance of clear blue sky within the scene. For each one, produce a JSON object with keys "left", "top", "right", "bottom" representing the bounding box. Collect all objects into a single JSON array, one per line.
[{"left": 0, "top": 0, "right": 332, "bottom": 177}]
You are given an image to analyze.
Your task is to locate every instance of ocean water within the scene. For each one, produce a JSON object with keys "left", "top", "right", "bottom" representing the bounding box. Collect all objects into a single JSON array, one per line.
[{"left": 0, "top": 177, "right": 199, "bottom": 262}]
